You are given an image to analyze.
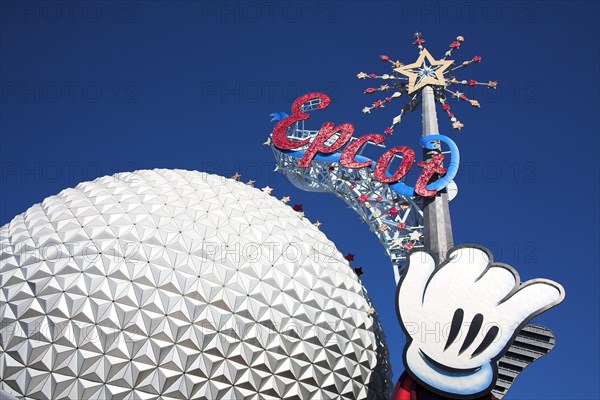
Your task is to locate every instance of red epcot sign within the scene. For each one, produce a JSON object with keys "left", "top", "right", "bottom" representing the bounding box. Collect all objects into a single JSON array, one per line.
[{"left": 271, "top": 92, "right": 448, "bottom": 197}]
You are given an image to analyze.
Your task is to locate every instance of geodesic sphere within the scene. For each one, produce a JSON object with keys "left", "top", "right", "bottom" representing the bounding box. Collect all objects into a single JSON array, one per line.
[{"left": 0, "top": 169, "right": 391, "bottom": 399}]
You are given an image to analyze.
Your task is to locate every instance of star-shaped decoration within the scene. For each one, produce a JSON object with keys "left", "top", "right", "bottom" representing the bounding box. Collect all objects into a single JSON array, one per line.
[
  {"left": 408, "top": 230, "right": 422, "bottom": 241},
  {"left": 357, "top": 34, "right": 497, "bottom": 132},
  {"left": 231, "top": 172, "right": 241, "bottom": 181},
  {"left": 357, "top": 72, "right": 368, "bottom": 79},
  {"left": 452, "top": 120, "right": 464, "bottom": 130},
  {"left": 313, "top": 220, "right": 322, "bottom": 229},
  {"left": 246, "top": 180, "right": 255, "bottom": 186},
  {"left": 394, "top": 48, "right": 453, "bottom": 94},
  {"left": 413, "top": 35, "right": 426, "bottom": 46},
  {"left": 263, "top": 137, "right": 272, "bottom": 146},
  {"left": 387, "top": 207, "right": 400, "bottom": 217},
  {"left": 261, "top": 186, "right": 273, "bottom": 195},
  {"left": 281, "top": 196, "right": 291, "bottom": 204},
  {"left": 345, "top": 253, "right": 355, "bottom": 261},
  {"left": 392, "top": 237, "right": 404, "bottom": 248},
  {"left": 354, "top": 267, "right": 364, "bottom": 276}
]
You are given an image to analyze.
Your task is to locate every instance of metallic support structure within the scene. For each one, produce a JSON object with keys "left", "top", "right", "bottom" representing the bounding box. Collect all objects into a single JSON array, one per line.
[
  {"left": 493, "top": 325, "right": 556, "bottom": 399},
  {"left": 271, "top": 100, "right": 425, "bottom": 284},
  {"left": 421, "top": 86, "right": 454, "bottom": 264}
]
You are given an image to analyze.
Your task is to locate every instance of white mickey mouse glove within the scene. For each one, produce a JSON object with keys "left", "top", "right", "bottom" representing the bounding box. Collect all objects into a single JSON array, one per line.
[{"left": 397, "top": 245, "right": 565, "bottom": 399}]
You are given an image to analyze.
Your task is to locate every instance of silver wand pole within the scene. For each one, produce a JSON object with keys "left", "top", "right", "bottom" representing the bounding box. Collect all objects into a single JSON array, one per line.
[{"left": 421, "top": 85, "right": 454, "bottom": 264}]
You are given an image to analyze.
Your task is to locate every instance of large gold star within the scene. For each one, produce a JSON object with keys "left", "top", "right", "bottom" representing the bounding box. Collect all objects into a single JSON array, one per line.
[{"left": 394, "top": 49, "right": 453, "bottom": 94}]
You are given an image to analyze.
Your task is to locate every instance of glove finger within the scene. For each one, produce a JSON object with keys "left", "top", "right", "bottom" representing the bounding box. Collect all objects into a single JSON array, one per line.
[
  {"left": 398, "top": 251, "right": 436, "bottom": 320},
  {"left": 474, "top": 265, "right": 519, "bottom": 305},
  {"left": 443, "top": 246, "right": 491, "bottom": 284},
  {"left": 497, "top": 279, "right": 565, "bottom": 324}
]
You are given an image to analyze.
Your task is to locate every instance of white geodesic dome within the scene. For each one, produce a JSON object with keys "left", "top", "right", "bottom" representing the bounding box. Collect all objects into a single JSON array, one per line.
[{"left": 0, "top": 169, "right": 391, "bottom": 399}]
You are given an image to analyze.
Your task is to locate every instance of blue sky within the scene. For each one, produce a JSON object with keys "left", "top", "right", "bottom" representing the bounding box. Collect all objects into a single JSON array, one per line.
[{"left": 1, "top": 1, "right": 598, "bottom": 398}]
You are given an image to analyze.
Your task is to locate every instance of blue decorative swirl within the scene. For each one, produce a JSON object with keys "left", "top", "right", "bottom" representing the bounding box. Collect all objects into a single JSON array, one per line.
[
  {"left": 418, "top": 134, "right": 460, "bottom": 191},
  {"left": 269, "top": 112, "right": 289, "bottom": 122}
]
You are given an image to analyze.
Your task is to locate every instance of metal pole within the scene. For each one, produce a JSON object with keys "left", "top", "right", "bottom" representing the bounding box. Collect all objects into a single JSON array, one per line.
[{"left": 421, "top": 86, "right": 454, "bottom": 264}]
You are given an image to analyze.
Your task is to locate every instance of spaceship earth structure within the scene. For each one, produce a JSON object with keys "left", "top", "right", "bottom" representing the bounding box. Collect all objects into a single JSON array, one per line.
[{"left": 0, "top": 169, "right": 391, "bottom": 399}]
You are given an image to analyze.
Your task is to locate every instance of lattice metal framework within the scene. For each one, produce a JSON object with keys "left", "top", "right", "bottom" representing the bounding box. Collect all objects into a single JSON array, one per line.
[{"left": 271, "top": 101, "right": 425, "bottom": 282}]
